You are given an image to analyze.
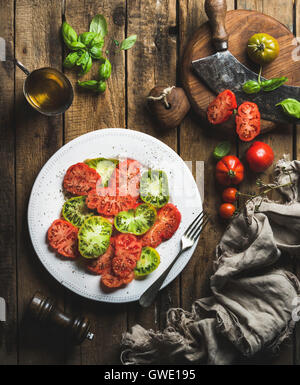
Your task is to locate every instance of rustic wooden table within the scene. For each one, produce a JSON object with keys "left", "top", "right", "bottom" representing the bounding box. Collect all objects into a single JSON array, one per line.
[{"left": 0, "top": 0, "right": 299, "bottom": 365}]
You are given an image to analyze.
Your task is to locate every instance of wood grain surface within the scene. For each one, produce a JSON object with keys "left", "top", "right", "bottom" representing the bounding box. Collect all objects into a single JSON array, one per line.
[
  {"left": 182, "top": 9, "right": 300, "bottom": 133},
  {"left": 0, "top": 0, "right": 299, "bottom": 365}
]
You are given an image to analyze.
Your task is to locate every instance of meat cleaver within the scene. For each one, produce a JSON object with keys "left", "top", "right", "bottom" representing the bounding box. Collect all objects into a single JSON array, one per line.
[{"left": 191, "top": 0, "right": 300, "bottom": 124}]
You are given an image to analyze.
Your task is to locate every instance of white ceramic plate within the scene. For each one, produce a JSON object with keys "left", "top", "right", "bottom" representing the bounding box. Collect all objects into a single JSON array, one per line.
[{"left": 28, "top": 129, "right": 202, "bottom": 303}]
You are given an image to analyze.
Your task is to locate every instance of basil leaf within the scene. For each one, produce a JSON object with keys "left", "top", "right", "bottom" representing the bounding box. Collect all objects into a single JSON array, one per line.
[
  {"left": 62, "top": 21, "right": 78, "bottom": 49},
  {"left": 120, "top": 34, "right": 137, "bottom": 50},
  {"left": 91, "top": 34, "right": 104, "bottom": 47},
  {"left": 89, "top": 14, "right": 108, "bottom": 37},
  {"left": 261, "top": 77, "right": 288, "bottom": 92},
  {"left": 78, "top": 32, "right": 98, "bottom": 47},
  {"left": 63, "top": 51, "right": 81, "bottom": 69},
  {"left": 242, "top": 80, "right": 261, "bottom": 94},
  {"left": 213, "top": 141, "right": 231, "bottom": 161},
  {"left": 276, "top": 99, "right": 300, "bottom": 119},
  {"left": 79, "top": 55, "right": 93, "bottom": 76},
  {"left": 68, "top": 41, "right": 86, "bottom": 51},
  {"left": 97, "top": 80, "right": 107, "bottom": 93},
  {"left": 78, "top": 80, "right": 99, "bottom": 90},
  {"left": 89, "top": 44, "right": 103, "bottom": 59},
  {"left": 99, "top": 58, "right": 111, "bottom": 80},
  {"left": 114, "top": 39, "right": 120, "bottom": 47},
  {"left": 76, "top": 51, "right": 90, "bottom": 66}
]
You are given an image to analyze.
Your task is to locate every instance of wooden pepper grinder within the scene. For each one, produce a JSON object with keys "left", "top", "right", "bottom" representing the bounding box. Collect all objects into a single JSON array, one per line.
[
  {"left": 147, "top": 86, "right": 191, "bottom": 130},
  {"left": 28, "top": 292, "right": 94, "bottom": 344}
]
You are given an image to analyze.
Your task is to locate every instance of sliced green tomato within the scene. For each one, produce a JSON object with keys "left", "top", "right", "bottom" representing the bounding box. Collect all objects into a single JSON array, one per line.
[
  {"left": 134, "top": 247, "right": 160, "bottom": 277},
  {"left": 84, "top": 158, "right": 119, "bottom": 187},
  {"left": 78, "top": 216, "right": 112, "bottom": 259},
  {"left": 114, "top": 204, "right": 157, "bottom": 235},
  {"left": 62, "top": 196, "right": 93, "bottom": 228},
  {"left": 140, "top": 170, "right": 169, "bottom": 208}
]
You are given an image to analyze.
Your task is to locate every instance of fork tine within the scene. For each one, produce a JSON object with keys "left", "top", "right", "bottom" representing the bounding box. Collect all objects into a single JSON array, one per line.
[
  {"left": 191, "top": 216, "right": 210, "bottom": 241},
  {"left": 185, "top": 211, "right": 204, "bottom": 237},
  {"left": 189, "top": 212, "right": 208, "bottom": 239}
]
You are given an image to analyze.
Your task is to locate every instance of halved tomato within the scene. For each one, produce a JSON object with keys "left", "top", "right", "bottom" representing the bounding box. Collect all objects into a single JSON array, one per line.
[
  {"left": 63, "top": 163, "right": 101, "bottom": 196},
  {"left": 86, "top": 186, "right": 139, "bottom": 216},
  {"left": 141, "top": 203, "right": 181, "bottom": 248},
  {"left": 47, "top": 219, "right": 79, "bottom": 259},
  {"left": 236, "top": 102, "right": 261, "bottom": 142},
  {"left": 114, "top": 233, "right": 143, "bottom": 261},
  {"left": 207, "top": 90, "right": 237, "bottom": 125},
  {"left": 87, "top": 238, "right": 115, "bottom": 275}
]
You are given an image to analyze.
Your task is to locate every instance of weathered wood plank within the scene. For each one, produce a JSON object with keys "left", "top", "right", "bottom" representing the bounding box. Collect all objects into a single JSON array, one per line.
[
  {"left": 64, "top": 0, "right": 127, "bottom": 365},
  {"left": 15, "top": 0, "right": 64, "bottom": 364},
  {"left": 0, "top": 0, "right": 17, "bottom": 365},
  {"left": 126, "top": 0, "right": 179, "bottom": 333},
  {"left": 237, "top": 0, "right": 295, "bottom": 365},
  {"left": 178, "top": 0, "right": 235, "bottom": 311}
]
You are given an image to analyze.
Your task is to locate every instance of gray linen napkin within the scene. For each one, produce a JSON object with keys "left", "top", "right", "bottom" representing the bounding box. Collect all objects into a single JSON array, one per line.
[{"left": 120, "top": 159, "right": 300, "bottom": 365}]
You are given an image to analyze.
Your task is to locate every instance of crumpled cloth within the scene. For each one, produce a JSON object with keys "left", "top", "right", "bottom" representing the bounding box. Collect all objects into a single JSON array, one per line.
[{"left": 120, "top": 159, "right": 300, "bottom": 365}]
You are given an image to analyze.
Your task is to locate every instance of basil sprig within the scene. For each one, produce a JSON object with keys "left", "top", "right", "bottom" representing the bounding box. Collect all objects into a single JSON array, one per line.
[
  {"left": 242, "top": 65, "right": 288, "bottom": 95},
  {"left": 276, "top": 99, "right": 300, "bottom": 119}
]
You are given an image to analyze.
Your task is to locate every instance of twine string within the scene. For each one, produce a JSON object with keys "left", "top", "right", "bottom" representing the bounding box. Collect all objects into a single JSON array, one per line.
[{"left": 147, "top": 86, "right": 175, "bottom": 109}]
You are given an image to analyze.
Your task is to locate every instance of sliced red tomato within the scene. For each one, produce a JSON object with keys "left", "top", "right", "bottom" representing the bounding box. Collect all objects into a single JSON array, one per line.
[
  {"left": 109, "top": 159, "right": 141, "bottom": 198},
  {"left": 122, "top": 271, "right": 135, "bottom": 285},
  {"left": 86, "top": 186, "right": 139, "bottom": 216},
  {"left": 87, "top": 238, "right": 115, "bottom": 275},
  {"left": 112, "top": 256, "right": 136, "bottom": 278},
  {"left": 207, "top": 90, "right": 237, "bottom": 125},
  {"left": 101, "top": 273, "right": 125, "bottom": 289},
  {"left": 47, "top": 219, "right": 79, "bottom": 259},
  {"left": 236, "top": 102, "right": 261, "bottom": 142},
  {"left": 114, "top": 233, "right": 142, "bottom": 261},
  {"left": 63, "top": 163, "right": 101, "bottom": 196},
  {"left": 141, "top": 203, "right": 181, "bottom": 248}
]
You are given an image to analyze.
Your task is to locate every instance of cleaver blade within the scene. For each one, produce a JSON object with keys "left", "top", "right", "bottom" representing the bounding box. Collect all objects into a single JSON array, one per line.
[{"left": 192, "top": 50, "right": 300, "bottom": 124}]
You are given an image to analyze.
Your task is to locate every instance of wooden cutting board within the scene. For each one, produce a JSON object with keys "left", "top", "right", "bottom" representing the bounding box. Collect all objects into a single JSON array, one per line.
[{"left": 182, "top": 9, "right": 300, "bottom": 133}]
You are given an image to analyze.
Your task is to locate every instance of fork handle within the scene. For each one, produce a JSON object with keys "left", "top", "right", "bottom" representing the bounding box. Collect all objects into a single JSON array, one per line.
[{"left": 139, "top": 249, "right": 183, "bottom": 308}]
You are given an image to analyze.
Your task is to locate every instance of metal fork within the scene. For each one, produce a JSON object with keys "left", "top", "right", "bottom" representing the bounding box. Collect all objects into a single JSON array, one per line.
[{"left": 139, "top": 211, "right": 209, "bottom": 308}]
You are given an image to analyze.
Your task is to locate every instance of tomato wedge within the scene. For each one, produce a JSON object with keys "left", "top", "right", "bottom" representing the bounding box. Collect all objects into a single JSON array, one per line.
[
  {"left": 63, "top": 163, "right": 101, "bottom": 196},
  {"left": 87, "top": 238, "right": 115, "bottom": 275},
  {"left": 47, "top": 219, "right": 79, "bottom": 259},
  {"left": 207, "top": 90, "right": 237, "bottom": 125},
  {"left": 141, "top": 203, "right": 181, "bottom": 248},
  {"left": 236, "top": 102, "right": 261, "bottom": 142},
  {"left": 86, "top": 186, "right": 139, "bottom": 216}
]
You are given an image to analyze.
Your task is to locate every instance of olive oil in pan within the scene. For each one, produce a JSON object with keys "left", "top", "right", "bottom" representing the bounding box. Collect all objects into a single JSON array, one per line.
[{"left": 24, "top": 68, "right": 72, "bottom": 114}]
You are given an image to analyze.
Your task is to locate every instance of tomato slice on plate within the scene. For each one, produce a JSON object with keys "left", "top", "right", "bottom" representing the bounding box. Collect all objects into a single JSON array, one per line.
[
  {"left": 101, "top": 273, "right": 125, "bottom": 289},
  {"left": 87, "top": 238, "right": 115, "bottom": 275},
  {"left": 114, "top": 233, "right": 142, "bottom": 261},
  {"left": 236, "top": 102, "right": 261, "bottom": 142},
  {"left": 207, "top": 90, "right": 237, "bottom": 125},
  {"left": 63, "top": 162, "right": 101, "bottom": 196},
  {"left": 109, "top": 159, "right": 141, "bottom": 198},
  {"left": 141, "top": 203, "right": 181, "bottom": 248},
  {"left": 86, "top": 186, "right": 139, "bottom": 216},
  {"left": 47, "top": 219, "right": 79, "bottom": 259},
  {"left": 112, "top": 256, "right": 136, "bottom": 278}
]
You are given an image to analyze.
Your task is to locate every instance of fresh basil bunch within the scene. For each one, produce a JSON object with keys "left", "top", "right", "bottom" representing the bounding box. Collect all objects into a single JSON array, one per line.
[
  {"left": 63, "top": 14, "right": 137, "bottom": 93},
  {"left": 276, "top": 99, "right": 300, "bottom": 119}
]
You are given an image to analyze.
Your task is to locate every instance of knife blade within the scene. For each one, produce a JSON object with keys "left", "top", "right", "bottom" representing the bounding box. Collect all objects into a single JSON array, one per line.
[
  {"left": 0, "top": 297, "right": 6, "bottom": 322},
  {"left": 191, "top": 0, "right": 300, "bottom": 124}
]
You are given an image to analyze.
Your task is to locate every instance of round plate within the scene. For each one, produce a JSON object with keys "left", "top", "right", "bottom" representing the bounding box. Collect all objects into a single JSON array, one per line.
[{"left": 28, "top": 129, "right": 202, "bottom": 303}]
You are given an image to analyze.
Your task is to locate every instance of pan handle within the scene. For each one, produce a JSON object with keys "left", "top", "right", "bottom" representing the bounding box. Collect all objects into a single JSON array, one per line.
[{"left": 205, "top": 0, "right": 228, "bottom": 51}]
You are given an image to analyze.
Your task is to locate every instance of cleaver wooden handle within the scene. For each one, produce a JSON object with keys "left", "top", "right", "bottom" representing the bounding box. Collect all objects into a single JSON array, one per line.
[{"left": 205, "top": 0, "right": 228, "bottom": 51}]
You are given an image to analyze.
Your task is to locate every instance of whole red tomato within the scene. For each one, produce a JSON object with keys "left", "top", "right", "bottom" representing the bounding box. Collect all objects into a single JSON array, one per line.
[
  {"left": 222, "top": 187, "right": 238, "bottom": 203},
  {"left": 246, "top": 141, "right": 274, "bottom": 173},
  {"left": 219, "top": 203, "right": 236, "bottom": 219},
  {"left": 216, "top": 156, "right": 244, "bottom": 186}
]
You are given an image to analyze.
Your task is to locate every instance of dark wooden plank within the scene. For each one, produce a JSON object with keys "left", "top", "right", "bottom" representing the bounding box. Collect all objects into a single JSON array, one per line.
[
  {"left": 0, "top": 0, "right": 17, "bottom": 365},
  {"left": 15, "top": 0, "right": 64, "bottom": 365},
  {"left": 126, "top": 0, "right": 179, "bottom": 332},
  {"left": 64, "top": 0, "right": 127, "bottom": 365},
  {"left": 237, "top": 0, "right": 295, "bottom": 365},
  {"left": 178, "top": 0, "right": 235, "bottom": 311}
]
